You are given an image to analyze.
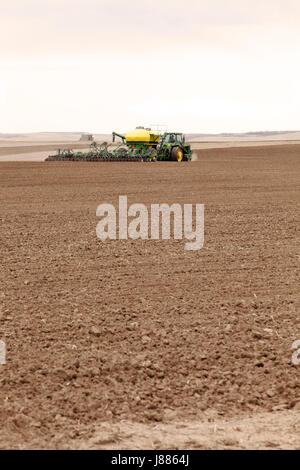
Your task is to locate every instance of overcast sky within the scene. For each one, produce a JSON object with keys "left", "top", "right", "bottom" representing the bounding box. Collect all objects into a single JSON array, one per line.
[{"left": 0, "top": 0, "right": 299, "bottom": 133}]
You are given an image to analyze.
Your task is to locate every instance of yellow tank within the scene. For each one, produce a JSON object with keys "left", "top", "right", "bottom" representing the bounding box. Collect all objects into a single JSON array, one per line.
[{"left": 125, "top": 128, "right": 159, "bottom": 143}]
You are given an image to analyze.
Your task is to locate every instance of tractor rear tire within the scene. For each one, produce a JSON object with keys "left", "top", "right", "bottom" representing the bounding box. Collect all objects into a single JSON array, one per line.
[{"left": 171, "top": 146, "right": 184, "bottom": 162}]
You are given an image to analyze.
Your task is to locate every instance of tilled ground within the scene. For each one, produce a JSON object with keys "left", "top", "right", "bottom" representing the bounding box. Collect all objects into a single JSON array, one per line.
[{"left": 0, "top": 145, "right": 299, "bottom": 449}]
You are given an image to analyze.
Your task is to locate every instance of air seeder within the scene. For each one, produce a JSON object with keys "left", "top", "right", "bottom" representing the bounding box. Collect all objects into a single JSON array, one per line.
[{"left": 46, "top": 127, "right": 192, "bottom": 162}]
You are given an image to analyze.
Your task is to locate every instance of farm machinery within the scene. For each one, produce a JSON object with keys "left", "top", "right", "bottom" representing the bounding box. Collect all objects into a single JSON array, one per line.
[{"left": 45, "top": 127, "right": 192, "bottom": 162}]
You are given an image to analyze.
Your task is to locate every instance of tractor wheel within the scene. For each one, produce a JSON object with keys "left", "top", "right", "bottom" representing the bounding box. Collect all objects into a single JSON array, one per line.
[{"left": 171, "top": 146, "right": 184, "bottom": 162}]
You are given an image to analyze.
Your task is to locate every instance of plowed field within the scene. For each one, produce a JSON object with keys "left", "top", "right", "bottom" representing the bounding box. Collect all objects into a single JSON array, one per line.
[{"left": 0, "top": 144, "right": 299, "bottom": 449}]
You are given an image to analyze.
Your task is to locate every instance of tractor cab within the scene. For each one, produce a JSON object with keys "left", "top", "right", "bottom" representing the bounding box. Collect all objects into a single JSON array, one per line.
[{"left": 163, "top": 132, "right": 185, "bottom": 144}]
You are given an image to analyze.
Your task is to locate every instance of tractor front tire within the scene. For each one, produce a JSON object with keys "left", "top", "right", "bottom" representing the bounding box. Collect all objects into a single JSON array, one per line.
[{"left": 171, "top": 146, "right": 184, "bottom": 162}]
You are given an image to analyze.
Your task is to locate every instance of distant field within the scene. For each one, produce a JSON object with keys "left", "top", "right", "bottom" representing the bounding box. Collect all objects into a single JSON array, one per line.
[
  {"left": 0, "top": 142, "right": 90, "bottom": 162},
  {"left": 1, "top": 130, "right": 300, "bottom": 143},
  {"left": 186, "top": 130, "right": 300, "bottom": 141}
]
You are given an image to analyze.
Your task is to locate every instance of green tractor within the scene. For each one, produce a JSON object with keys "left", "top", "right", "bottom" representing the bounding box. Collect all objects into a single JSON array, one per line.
[
  {"left": 46, "top": 127, "right": 192, "bottom": 162},
  {"left": 158, "top": 132, "right": 191, "bottom": 162}
]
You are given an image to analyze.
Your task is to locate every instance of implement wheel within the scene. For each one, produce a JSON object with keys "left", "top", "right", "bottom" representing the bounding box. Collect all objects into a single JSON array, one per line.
[
  {"left": 147, "top": 148, "right": 157, "bottom": 161},
  {"left": 171, "top": 146, "right": 184, "bottom": 162}
]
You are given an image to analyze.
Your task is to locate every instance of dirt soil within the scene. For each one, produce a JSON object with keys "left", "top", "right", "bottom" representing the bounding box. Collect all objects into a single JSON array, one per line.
[{"left": 0, "top": 144, "right": 299, "bottom": 449}]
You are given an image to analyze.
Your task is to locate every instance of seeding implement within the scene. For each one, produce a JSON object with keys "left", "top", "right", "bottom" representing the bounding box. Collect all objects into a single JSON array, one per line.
[{"left": 45, "top": 127, "right": 192, "bottom": 162}]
